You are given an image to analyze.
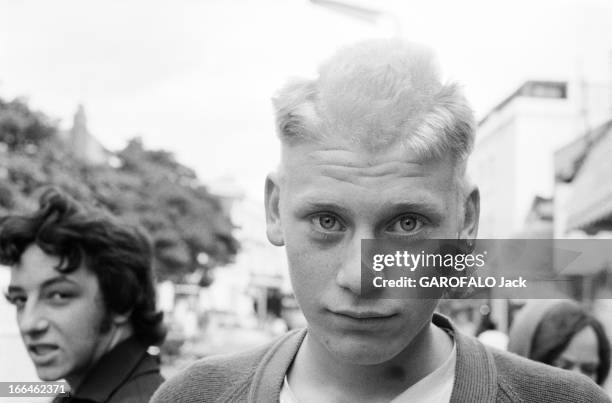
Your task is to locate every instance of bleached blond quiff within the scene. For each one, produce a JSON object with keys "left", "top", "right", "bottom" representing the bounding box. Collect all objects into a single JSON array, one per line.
[{"left": 272, "top": 39, "right": 475, "bottom": 164}]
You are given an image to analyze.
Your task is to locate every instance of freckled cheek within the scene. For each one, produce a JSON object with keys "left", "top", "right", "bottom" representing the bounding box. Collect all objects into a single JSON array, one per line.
[
  {"left": 429, "top": 218, "right": 460, "bottom": 238},
  {"left": 286, "top": 248, "right": 340, "bottom": 307},
  {"left": 287, "top": 243, "right": 342, "bottom": 277},
  {"left": 439, "top": 203, "right": 464, "bottom": 232}
]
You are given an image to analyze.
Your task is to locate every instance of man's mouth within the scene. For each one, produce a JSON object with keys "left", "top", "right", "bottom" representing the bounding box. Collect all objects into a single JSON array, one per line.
[
  {"left": 28, "top": 344, "right": 60, "bottom": 363},
  {"left": 330, "top": 309, "right": 397, "bottom": 320}
]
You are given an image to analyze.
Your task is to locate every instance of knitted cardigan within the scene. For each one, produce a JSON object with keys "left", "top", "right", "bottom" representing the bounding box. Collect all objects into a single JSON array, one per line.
[{"left": 152, "top": 315, "right": 610, "bottom": 402}]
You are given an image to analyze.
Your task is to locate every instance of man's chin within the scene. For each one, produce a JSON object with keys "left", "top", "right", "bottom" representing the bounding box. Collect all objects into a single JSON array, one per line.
[
  {"left": 320, "top": 334, "right": 404, "bottom": 366},
  {"left": 35, "top": 366, "right": 66, "bottom": 382}
]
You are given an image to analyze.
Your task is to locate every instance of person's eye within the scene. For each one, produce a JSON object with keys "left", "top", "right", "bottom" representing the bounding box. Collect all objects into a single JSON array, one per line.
[
  {"left": 5, "top": 293, "right": 26, "bottom": 309},
  {"left": 310, "top": 213, "right": 345, "bottom": 232},
  {"left": 46, "top": 291, "right": 72, "bottom": 304},
  {"left": 386, "top": 214, "right": 427, "bottom": 235}
]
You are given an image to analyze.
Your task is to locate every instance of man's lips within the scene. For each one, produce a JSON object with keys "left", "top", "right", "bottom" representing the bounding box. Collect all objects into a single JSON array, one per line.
[
  {"left": 28, "top": 343, "right": 60, "bottom": 363},
  {"left": 330, "top": 309, "right": 396, "bottom": 320}
]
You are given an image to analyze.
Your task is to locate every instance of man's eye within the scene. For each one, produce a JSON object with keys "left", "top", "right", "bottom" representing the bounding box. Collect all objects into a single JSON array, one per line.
[
  {"left": 5, "top": 294, "right": 26, "bottom": 309},
  {"left": 46, "top": 291, "right": 71, "bottom": 303},
  {"left": 387, "top": 214, "right": 426, "bottom": 234},
  {"left": 311, "top": 214, "right": 345, "bottom": 232}
]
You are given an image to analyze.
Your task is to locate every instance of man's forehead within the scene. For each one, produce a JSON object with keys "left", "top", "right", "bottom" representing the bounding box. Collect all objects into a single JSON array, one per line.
[
  {"left": 8, "top": 272, "right": 76, "bottom": 291},
  {"left": 280, "top": 140, "right": 457, "bottom": 182},
  {"left": 18, "top": 244, "right": 61, "bottom": 264},
  {"left": 10, "top": 245, "right": 94, "bottom": 287},
  {"left": 277, "top": 142, "right": 460, "bottom": 220}
]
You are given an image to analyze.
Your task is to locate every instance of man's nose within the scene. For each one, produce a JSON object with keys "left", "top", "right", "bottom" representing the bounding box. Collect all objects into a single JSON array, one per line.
[
  {"left": 18, "top": 301, "right": 49, "bottom": 336},
  {"left": 336, "top": 232, "right": 378, "bottom": 296}
]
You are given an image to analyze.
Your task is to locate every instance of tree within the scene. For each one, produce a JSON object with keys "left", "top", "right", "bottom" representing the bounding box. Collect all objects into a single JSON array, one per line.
[
  {"left": 0, "top": 96, "right": 238, "bottom": 283},
  {"left": 0, "top": 97, "right": 56, "bottom": 152},
  {"left": 88, "top": 138, "right": 239, "bottom": 281}
]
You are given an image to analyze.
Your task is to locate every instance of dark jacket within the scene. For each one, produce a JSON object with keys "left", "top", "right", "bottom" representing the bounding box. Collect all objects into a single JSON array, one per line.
[
  {"left": 54, "top": 337, "right": 164, "bottom": 403},
  {"left": 152, "top": 314, "right": 610, "bottom": 402}
]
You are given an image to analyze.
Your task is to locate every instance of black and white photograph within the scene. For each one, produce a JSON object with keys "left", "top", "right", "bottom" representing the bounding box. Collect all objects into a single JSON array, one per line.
[{"left": 1, "top": 0, "right": 612, "bottom": 402}]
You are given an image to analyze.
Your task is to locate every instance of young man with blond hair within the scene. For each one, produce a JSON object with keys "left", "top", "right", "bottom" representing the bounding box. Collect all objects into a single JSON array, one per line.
[{"left": 152, "top": 40, "right": 609, "bottom": 402}]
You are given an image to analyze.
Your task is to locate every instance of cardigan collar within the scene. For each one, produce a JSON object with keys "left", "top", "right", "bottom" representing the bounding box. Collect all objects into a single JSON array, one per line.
[{"left": 248, "top": 313, "right": 498, "bottom": 402}]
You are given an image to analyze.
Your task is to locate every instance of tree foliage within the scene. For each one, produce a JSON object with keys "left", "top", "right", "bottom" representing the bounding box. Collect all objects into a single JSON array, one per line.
[
  {"left": 0, "top": 98, "right": 56, "bottom": 152},
  {"left": 0, "top": 96, "right": 238, "bottom": 283}
]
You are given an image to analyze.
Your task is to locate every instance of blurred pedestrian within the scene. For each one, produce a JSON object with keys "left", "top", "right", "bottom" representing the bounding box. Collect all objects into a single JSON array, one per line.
[
  {"left": 476, "top": 313, "right": 508, "bottom": 350},
  {"left": 508, "top": 299, "right": 610, "bottom": 386}
]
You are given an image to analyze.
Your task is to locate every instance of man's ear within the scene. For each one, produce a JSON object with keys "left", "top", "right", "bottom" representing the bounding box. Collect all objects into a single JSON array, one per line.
[
  {"left": 264, "top": 173, "right": 284, "bottom": 246},
  {"left": 460, "top": 186, "right": 480, "bottom": 242}
]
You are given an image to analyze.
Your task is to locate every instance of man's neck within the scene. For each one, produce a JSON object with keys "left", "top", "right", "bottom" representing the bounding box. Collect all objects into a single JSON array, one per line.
[
  {"left": 287, "top": 321, "right": 453, "bottom": 403},
  {"left": 65, "top": 325, "right": 134, "bottom": 391}
]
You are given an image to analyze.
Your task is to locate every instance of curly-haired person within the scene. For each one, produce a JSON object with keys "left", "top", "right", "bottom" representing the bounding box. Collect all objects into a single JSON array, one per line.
[{"left": 2, "top": 188, "right": 166, "bottom": 403}]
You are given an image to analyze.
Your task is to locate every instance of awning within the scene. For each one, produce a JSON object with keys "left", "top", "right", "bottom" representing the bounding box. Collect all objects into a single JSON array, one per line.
[{"left": 567, "top": 122, "right": 612, "bottom": 232}]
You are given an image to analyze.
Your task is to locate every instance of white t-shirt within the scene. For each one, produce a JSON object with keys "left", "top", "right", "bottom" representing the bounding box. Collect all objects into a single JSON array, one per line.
[{"left": 280, "top": 342, "right": 456, "bottom": 403}]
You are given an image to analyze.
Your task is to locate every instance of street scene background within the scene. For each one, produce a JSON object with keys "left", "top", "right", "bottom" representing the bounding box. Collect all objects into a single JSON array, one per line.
[{"left": 2, "top": 0, "right": 612, "bottom": 400}]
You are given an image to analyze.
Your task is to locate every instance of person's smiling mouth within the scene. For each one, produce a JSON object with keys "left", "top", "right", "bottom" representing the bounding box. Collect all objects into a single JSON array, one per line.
[{"left": 28, "top": 343, "right": 60, "bottom": 365}]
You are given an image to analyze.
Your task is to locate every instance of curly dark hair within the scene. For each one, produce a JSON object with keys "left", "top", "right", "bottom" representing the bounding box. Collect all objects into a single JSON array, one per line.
[{"left": 0, "top": 187, "right": 166, "bottom": 346}]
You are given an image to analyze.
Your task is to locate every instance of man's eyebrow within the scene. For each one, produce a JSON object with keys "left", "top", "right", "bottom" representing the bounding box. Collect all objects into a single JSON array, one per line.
[
  {"left": 294, "top": 197, "right": 446, "bottom": 220},
  {"left": 7, "top": 276, "right": 77, "bottom": 294},
  {"left": 7, "top": 285, "right": 24, "bottom": 294},
  {"left": 39, "top": 276, "right": 78, "bottom": 289},
  {"left": 383, "top": 200, "right": 446, "bottom": 216},
  {"left": 7, "top": 274, "right": 78, "bottom": 293},
  {"left": 297, "top": 199, "right": 352, "bottom": 216}
]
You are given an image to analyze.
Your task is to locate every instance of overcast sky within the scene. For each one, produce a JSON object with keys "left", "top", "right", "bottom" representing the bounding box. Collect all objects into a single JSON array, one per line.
[{"left": 1, "top": 0, "right": 612, "bottom": 199}]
